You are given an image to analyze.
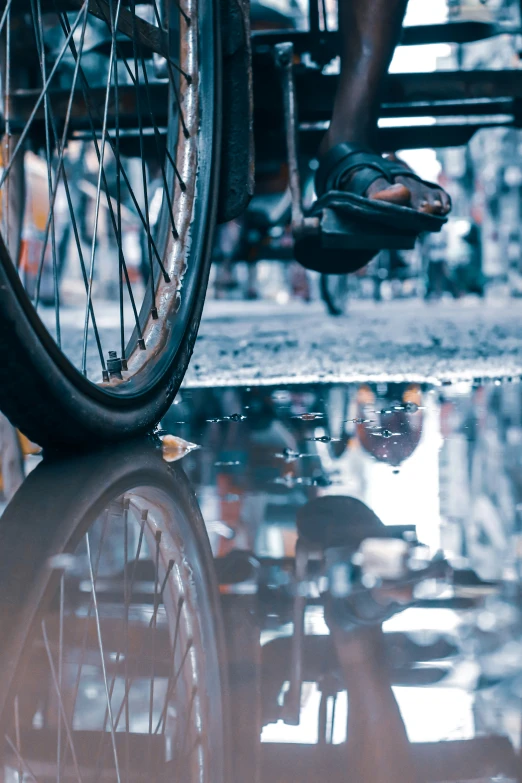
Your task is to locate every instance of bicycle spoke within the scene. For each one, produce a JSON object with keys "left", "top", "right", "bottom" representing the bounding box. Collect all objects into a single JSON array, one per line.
[
  {"left": 154, "top": 599, "right": 191, "bottom": 734},
  {"left": 128, "top": 0, "right": 158, "bottom": 319},
  {"left": 110, "top": 2, "right": 126, "bottom": 369},
  {"left": 94, "top": 6, "right": 181, "bottom": 211},
  {"left": 0, "top": 4, "right": 89, "bottom": 189},
  {"left": 81, "top": 0, "right": 125, "bottom": 376},
  {"left": 72, "top": 0, "right": 173, "bottom": 56},
  {"left": 123, "top": 499, "right": 131, "bottom": 781},
  {"left": 32, "top": 0, "right": 61, "bottom": 345},
  {"left": 95, "top": 2, "right": 188, "bottom": 194},
  {"left": 41, "top": 620, "right": 84, "bottom": 783},
  {"left": 5, "top": 734, "right": 40, "bottom": 783},
  {"left": 103, "top": 551, "right": 175, "bottom": 725},
  {"left": 57, "top": 574, "right": 65, "bottom": 783},
  {"left": 2, "top": 1, "right": 11, "bottom": 256},
  {"left": 57, "top": 10, "right": 166, "bottom": 348},
  {"left": 0, "top": 0, "right": 14, "bottom": 39},
  {"left": 153, "top": 0, "right": 191, "bottom": 28},
  {"left": 92, "top": 505, "right": 150, "bottom": 770},
  {"left": 59, "top": 509, "right": 112, "bottom": 774},
  {"left": 148, "top": 530, "right": 162, "bottom": 768},
  {"left": 61, "top": 6, "right": 171, "bottom": 278},
  {"left": 150, "top": 0, "right": 191, "bottom": 74},
  {"left": 13, "top": 696, "right": 22, "bottom": 783},
  {"left": 103, "top": 32, "right": 185, "bottom": 226},
  {"left": 85, "top": 533, "right": 122, "bottom": 783},
  {"left": 139, "top": 51, "right": 181, "bottom": 238},
  {"left": 181, "top": 734, "right": 202, "bottom": 769},
  {"left": 55, "top": 9, "right": 147, "bottom": 350},
  {"left": 26, "top": 1, "right": 107, "bottom": 372},
  {"left": 99, "top": 0, "right": 191, "bottom": 144}
]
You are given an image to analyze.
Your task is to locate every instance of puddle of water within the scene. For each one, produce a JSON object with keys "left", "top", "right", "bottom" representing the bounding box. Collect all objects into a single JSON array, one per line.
[{"left": 0, "top": 378, "right": 521, "bottom": 781}]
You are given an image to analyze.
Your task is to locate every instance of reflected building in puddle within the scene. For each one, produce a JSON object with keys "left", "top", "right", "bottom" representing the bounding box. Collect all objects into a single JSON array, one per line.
[{"left": 0, "top": 379, "right": 522, "bottom": 781}]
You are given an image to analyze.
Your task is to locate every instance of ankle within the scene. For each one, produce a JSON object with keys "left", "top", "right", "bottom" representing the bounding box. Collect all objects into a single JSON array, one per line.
[{"left": 319, "top": 125, "right": 376, "bottom": 158}]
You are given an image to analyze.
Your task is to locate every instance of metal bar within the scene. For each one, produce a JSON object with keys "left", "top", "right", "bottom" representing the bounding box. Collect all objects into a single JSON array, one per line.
[
  {"left": 274, "top": 43, "right": 305, "bottom": 231},
  {"left": 252, "top": 21, "right": 514, "bottom": 55},
  {"left": 294, "top": 119, "right": 513, "bottom": 156}
]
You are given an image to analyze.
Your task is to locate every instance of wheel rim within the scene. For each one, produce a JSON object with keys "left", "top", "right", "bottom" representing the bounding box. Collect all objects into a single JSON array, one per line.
[
  {"left": 1, "top": 481, "right": 222, "bottom": 782},
  {"left": 0, "top": 0, "right": 215, "bottom": 399}
]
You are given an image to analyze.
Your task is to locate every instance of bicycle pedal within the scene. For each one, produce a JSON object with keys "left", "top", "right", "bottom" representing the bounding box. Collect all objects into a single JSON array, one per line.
[
  {"left": 294, "top": 208, "right": 417, "bottom": 275},
  {"left": 320, "top": 207, "right": 417, "bottom": 251}
]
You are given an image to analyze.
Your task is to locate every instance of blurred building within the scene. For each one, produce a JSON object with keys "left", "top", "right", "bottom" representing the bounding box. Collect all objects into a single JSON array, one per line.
[{"left": 436, "top": 0, "right": 522, "bottom": 287}]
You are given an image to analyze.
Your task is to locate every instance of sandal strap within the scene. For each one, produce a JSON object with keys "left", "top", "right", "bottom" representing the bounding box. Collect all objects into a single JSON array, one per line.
[
  {"left": 383, "top": 161, "right": 423, "bottom": 184},
  {"left": 315, "top": 142, "right": 392, "bottom": 197},
  {"left": 382, "top": 158, "right": 451, "bottom": 209}
]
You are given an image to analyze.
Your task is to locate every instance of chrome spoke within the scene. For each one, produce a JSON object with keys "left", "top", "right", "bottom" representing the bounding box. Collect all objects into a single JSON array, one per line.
[
  {"left": 148, "top": 530, "right": 162, "bottom": 771},
  {"left": 32, "top": 0, "right": 61, "bottom": 344},
  {"left": 85, "top": 533, "right": 122, "bottom": 783},
  {"left": 81, "top": 0, "right": 124, "bottom": 375},
  {"left": 111, "top": 0, "right": 126, "bottom": 368},
  {"left": 2, "top": 0, "right": 11, "bottom": 256},
  {"left": 55, "top": 8, "right": 147, "bottom": 358},
  {"left": 5, "top": 734, "right": 40, "bottom": 783},
  {"left": 92, "top": 506, "right": 148, "bottom": 770},
  {"left": 95, "top": 3, "right": 187, "bottom": 197},
  {"left": 154, "top": 596, "right": 190, "bottom": 735},
  {"left": 57, "top": 574, "right": 65, "bottom": 783},
  {"left": 41, "top": 620, "right": 84, "bottom": 783},
  {"left": 0, "top": 0, "right": 14, "bottom": 39},
  {"left": 59, "top": 509, "right": 112, "bottom": 774},
  {"left": 0, "top": 4, "right": 89, "bottom": 189},
  {"left": 129, "top": 0, "right": 157, "bottom": 319},
  {"left": 13, "top": 697, "right": 22, "bottom": 783},
  {"left": 56, "top": 8, "right": 172, "bottom": 280},
  {"left": 123, "top": 500, "right": 131, "bottom": 781},
  {"left": 28, "top": 1, "right": 107, "bottom": 367}
]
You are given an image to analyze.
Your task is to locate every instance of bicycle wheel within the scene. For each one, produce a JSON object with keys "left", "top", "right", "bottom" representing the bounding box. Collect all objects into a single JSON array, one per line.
[
  {"left": 0, "top": 440, "right": 229, "bottom": 782},
  {"left": 0, "top": 0, "right": 221, "bottom": 448}
]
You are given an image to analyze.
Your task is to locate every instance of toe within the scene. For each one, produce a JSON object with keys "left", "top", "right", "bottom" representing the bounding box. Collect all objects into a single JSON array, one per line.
[
  {"left": 431, "top": 197, "right": 445, "bottom": 215},
  {"left": 419, "top": 201, "right": 439, "bottom": 215},
  {"left": 439, "top": 189, "right": 452, "bottom": 215},
  {"left": 369, "top": 183, "right": 411, "bottom": 207},
  {"left": 396, "top": 176, "right": 450, "bottom": 216}
]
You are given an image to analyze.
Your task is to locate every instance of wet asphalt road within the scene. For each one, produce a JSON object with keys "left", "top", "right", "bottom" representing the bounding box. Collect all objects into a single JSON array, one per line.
[
  {"left": 187, "top": 297, "right": 522, "bottom": 387},
  {"left": 44, "top": 296, "right": 522, "bottom": 386}
]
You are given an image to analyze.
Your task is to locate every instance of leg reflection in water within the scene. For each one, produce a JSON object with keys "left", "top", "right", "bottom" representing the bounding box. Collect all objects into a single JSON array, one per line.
[{"left": 329, "top": 622, "right": 419, "bottom": 783}]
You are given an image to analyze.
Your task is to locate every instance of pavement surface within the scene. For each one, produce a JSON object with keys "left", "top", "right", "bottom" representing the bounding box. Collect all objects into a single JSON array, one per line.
[
  {"left": 185, "top": 297, "right": 522, "bottom": 387},
  {"left": 44, "top": 296, "right": 522, "bottom": 386}
]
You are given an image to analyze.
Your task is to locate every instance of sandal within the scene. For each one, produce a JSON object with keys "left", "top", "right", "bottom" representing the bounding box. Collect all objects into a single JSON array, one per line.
[{"left": 313, "top": 142, "right": 447, "bottom": 235}]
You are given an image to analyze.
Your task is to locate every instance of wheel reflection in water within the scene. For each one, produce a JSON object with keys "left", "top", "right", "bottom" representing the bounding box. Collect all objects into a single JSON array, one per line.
[{"left": 0, "top": 443, "right": 227, "bottom": 782}]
